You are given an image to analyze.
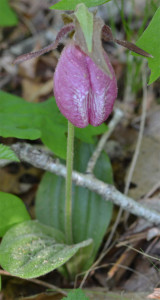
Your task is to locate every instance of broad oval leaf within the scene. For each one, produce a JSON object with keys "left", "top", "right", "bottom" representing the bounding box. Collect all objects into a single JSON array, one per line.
[
  {"left": 50, "top": 0, "right": 111, "bottom": 10},
  {"left": 0, "top": 192, "right": 30, "bottom": 237},
  {"left": 0, "top": 220, "right": 92, "bottom": 278},
  {"left": 35, "top": 142, "right": 113, "bottom": 274}
]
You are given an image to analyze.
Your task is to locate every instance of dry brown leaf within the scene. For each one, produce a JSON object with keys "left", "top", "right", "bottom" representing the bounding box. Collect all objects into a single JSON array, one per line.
[
  {"left": 18, "top": 44, "right": 41, "bottom": 79},
  {"left": 22, "top": 79, "right": 53, "bottom": 102},
  {"left": 148, "top": 288, "right": 160, "bottom": 299},
  {"left": 126, "top": 136, "right": 160, "bottom": 200},
  {"left": 0, "top": 164, "right": 42, "bottom": 194},
  {"left": 145, "top": 106, "right": 160, "bottom": 142},
  {"left": 123, "top": 257, "right": 159, "bottom": 292}
]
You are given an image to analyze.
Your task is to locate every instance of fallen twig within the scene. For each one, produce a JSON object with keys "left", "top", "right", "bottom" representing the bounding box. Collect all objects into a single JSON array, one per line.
[{"left": 11, "top": 142, "right": 160, "bottom": 225}]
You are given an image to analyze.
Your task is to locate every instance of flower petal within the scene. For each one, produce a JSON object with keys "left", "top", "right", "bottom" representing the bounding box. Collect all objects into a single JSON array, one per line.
[
  {"left": 54, "top": 43, "right": 90, "bottom": 128},
  {"left": 86, "top": 51, "right": 117, "bottom": 126},
  {"left": 54, "top": 43, "right": 117, "bottom": 128}
]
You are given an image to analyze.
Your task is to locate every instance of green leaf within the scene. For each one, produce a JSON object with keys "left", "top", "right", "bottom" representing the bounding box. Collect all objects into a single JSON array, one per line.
[
  {"left": 0, "top": 91, "right": 108, "bottom": 159},
  {"left": 0, "top": 192, "right": 30, "bottom": 237},
  {"left": 0, "top": 144, "right": 19, "bottom": 162},
  {"left": 75, "top": 124, "right": 108, "bottom": 144},
  {"left": 135, "top": 7, "right": 160, "bottom": 84},
  {"left": 35, "top": 142, "right": 113, "bottom": 276},
  {"left": 62, "top": 289, "right": 89, "bottom": 300},
  {"left": 0, "top": 0, "right": 18, "bottom": 27},
  {"left": 75, "top": 3, "right": 93, "bottom": 53},
  {"left": 71, "top": 142, "right": 113, "bottom": 271},
  {"left": 0, "top": 220, "right": 92, "bottom": 278},
  {"left": 0, "top": 91, "right": 42, "bottom": 139},
  {"left": 0, "top": 91, "right": 67, "bottom": 158},
  {"left": 50, "top": 0, "right": 111, "bottom": 10}
]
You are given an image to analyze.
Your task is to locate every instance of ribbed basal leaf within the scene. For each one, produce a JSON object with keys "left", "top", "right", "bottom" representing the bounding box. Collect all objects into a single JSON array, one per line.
[
  {"left": 0, "top": 192, "right": 30, "bottom": 237},
  {"left": 0, "top": 220, "right": 92, "bottom": 278},
  {"left": 35, "top": 142, "right": 113, "bottom": 273}
]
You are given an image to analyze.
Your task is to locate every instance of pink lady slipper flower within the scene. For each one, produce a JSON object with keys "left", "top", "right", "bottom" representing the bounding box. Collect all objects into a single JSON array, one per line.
[
  {"left": 13, "top": 20, "right": 151, "bottom": 128},
  {"left": 53, "top": 42, "right": 117, "bottom": 128}
]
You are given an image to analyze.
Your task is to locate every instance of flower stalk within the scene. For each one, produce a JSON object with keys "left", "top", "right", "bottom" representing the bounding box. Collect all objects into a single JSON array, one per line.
[{"left": 65, "top": 121, "right": 74, "bottom": 244}]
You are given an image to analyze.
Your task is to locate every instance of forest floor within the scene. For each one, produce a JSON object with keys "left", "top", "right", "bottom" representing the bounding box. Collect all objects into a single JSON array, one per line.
[{"left": 0, "top": 0, "right": 160, "bottom": 299}]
